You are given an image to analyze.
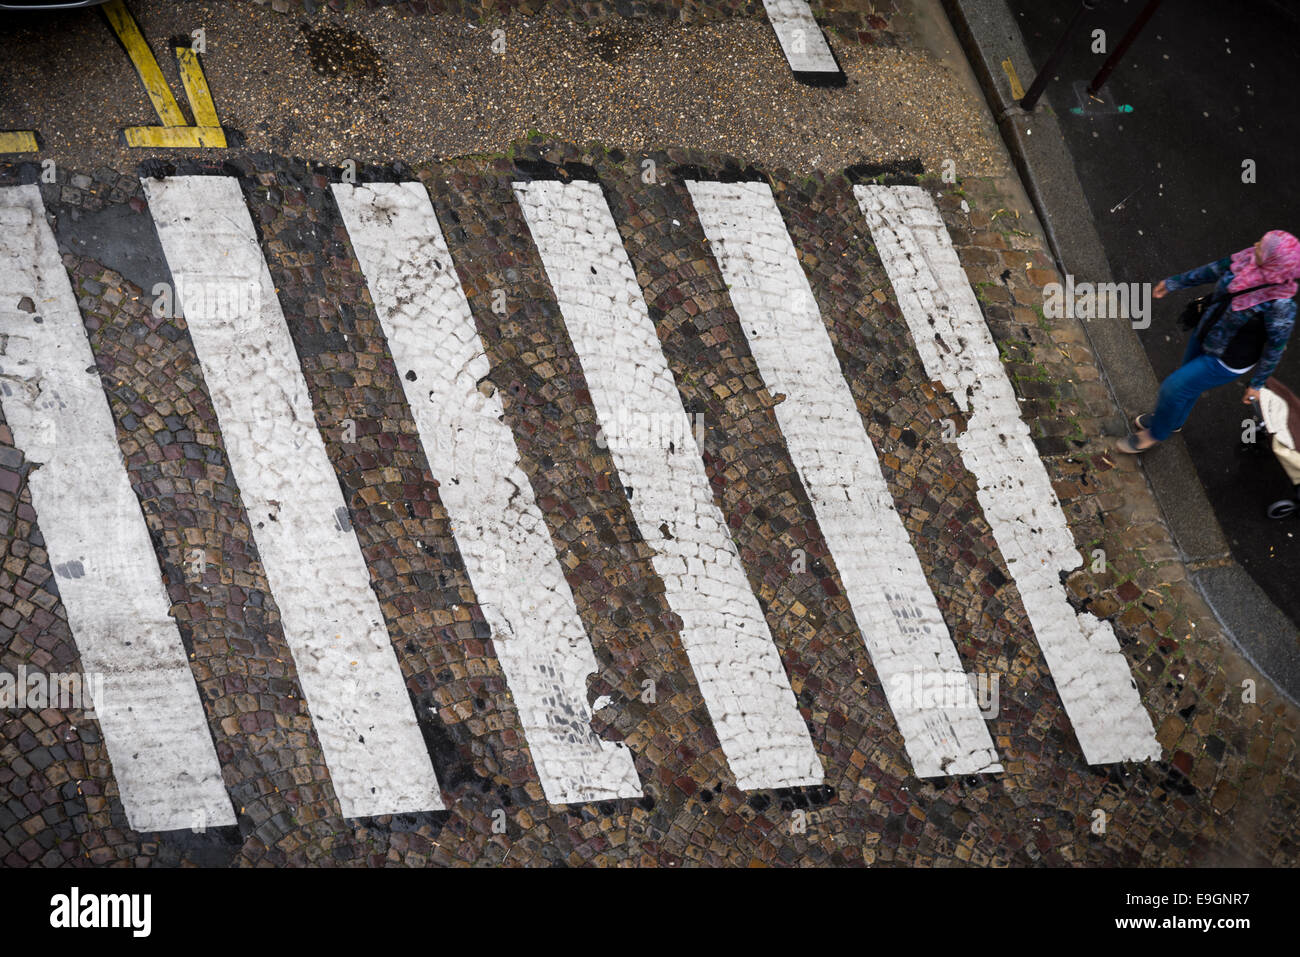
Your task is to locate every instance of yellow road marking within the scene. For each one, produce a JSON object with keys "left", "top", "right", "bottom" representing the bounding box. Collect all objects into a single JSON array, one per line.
[
  {"left": 0, "top": 132, "right": 39, "bottom": 154},
  {"left": 103, "top": 0, "right": 187, "bottom": 127},
  {"left": 103, "top": 0, "right": 225, "bottom": 148},
  {"left": 176, "top": 48, "right": 220, "bottom": 128},
  {"left": 1001, "top": 57, "right": 1025, "bottom": 100},
  {"left": 124, "top": 124, "right": 227, "bottom": 148}
]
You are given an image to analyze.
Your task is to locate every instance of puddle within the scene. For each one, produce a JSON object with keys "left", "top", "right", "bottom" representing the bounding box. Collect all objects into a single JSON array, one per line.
[
  {"left": 297, "top": 22, "right": 386, "bottom": 85},
  {"left": 585, "top": 25, "right": 641, "bottom": 65}
]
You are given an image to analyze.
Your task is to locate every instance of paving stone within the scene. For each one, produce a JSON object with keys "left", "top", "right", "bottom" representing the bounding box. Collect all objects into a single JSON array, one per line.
[{"left": 0, "top": 144, "right": 1297, "bottom": 867}]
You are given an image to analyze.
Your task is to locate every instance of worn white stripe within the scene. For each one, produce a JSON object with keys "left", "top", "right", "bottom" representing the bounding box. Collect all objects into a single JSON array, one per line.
[
  {"left": 144, "top": 176, "right": 445, "bottom": 817},
  {"left": 515, "top": 179, "right": 823, "bottom": 790},
  {"left": 762, "top": 0, "right": 840, "bottom": 76},
  {"left": 0, "top": 185, "right": 234, "bottom": 832},
  {"left": 688, "top": 180, "right": 1001, "bottom": 777},
  {"left": 856, "top": 185, "right": 1161, "bottom": 765},
  {"left": 332, "top": 182, "right": 642, "bottom": 804}
]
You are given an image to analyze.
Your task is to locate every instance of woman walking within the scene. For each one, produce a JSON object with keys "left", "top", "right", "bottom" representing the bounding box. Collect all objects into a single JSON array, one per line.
[{"left": 1118, "top": 230, "right": 1300, "bottom": 453}]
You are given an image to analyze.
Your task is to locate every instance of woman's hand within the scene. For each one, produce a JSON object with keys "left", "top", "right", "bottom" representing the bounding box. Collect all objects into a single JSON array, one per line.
[
  {"left": 1244, "top": 387, "right": 1261, "bottom": 404},
  {"left": 1153, "top": 280, "right": 1168, "bottom": 299}
]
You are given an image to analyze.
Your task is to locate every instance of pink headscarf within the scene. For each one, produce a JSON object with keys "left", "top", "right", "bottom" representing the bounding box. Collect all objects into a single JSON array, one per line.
[{"left": 1228, "top": 229, "right": 1300, "bottom": 310}]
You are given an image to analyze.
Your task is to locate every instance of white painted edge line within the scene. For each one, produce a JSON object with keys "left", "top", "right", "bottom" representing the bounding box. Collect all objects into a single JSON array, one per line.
[
  {"left": 515, "top": 179, "right": 824, "bottom": 790},
  {"left": 143, "top": 175, "right": 446, "bottom": 817},
  {"left": 333, "top": 181, "right": 642, "bottom": 804},
  {"left": 761, "top": 0, "right": 840, "bottom": 76},
  {"left": 688, "top": 179, "right": 1002, "bottom": 777},
  {"left": 856, "top": 184, "right": 1161, "bottom": 765},
  {"left": 0, "top": 184, "right": 235, "bottom": 832}
]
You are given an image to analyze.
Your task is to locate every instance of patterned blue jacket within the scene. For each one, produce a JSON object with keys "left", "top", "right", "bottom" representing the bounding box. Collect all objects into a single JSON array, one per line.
[{"left": 1165, "top": 257, "right": 1296, "bottom": 388}]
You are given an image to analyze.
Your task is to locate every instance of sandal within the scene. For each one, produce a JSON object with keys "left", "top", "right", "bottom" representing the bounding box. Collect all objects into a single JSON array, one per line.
[
  {"left": 1267, "top": 498, "right": 1297, "bottom": 520},
  {"left": 1133, "top": 414, "right": 1180, "bottom": 433},
  {"left": 1116, "top": 432, "right": 1159, "bottom": 454},
  {"left": 1267, "top": 485, "right": 1300, "bottom": 520}
]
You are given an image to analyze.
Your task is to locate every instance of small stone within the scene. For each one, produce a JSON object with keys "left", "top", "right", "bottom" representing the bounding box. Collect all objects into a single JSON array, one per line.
[{"left": 1212, "top": 784, "right": 1238, "bottom": 814}]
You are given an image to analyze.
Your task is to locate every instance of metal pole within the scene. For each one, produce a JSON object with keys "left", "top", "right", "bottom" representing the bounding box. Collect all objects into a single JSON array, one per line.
[
  {"left": 1087, "top": 0, "right": 1164, "bottom": 95},
  {"left": 1019, "top": 0, "right": 1100, "bottom": 112}
]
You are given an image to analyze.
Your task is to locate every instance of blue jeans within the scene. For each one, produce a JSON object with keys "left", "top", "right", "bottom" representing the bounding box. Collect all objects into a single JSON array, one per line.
[{"left": 1149, "top": 335, "right": 1246, "bottom": 441}]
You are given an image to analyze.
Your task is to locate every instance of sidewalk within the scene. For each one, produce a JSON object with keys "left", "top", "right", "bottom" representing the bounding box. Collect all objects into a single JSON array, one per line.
[{"left": 940, "top": 0, "right": 1300, "bottom": 706}]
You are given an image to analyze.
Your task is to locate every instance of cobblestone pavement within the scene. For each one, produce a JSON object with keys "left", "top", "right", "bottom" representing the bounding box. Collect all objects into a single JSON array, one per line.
[{"left": 0, "top": 0, "right": 1297, "bottom": 868}]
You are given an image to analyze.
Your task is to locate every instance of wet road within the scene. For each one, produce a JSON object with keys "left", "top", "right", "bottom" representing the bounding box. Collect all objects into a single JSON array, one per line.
[{"left": 1006, "top": 0, "right": 1300, "bottom": 626}]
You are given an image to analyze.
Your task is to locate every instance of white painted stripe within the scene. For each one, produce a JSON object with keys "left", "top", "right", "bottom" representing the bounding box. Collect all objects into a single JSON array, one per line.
[
  {"left": 143, "top": 176, "right": 445, "bottom": 817},
  {"left": 332, "top": 182, "right": 642, "bottom": 805},
  {"left": 515, "top": 179, "right": 823, "bottom": 790},
  {"left": 688, "top": 180, "right": 1002, "bottom": 777},
  {"left": 0, "top": 185, "right": 234, "bottom": 832},
  {"left": 762, "top": 0, "right": 840, "bottom": 76},
  {"left": 856, "top": 185, "right": 1161, "bottom": 765}
]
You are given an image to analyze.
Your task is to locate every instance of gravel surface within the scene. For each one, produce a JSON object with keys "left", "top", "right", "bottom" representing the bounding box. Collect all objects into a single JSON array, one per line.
[{"left": 0, "top": 2, "right": 1006, "bottom": 176}]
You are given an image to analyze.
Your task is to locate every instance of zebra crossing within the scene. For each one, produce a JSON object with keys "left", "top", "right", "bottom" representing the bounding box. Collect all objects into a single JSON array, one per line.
[
  {"left": 687, "top": 179, "right": 1001, "bottom": 778},
  {"left": 0, "top": 186, "right": 234, "bottom": 833},
  {"left": 857, "top": 185, "right": 1161, "bottom": 766},
  {"left": 516, "top": 180, "right": 824, "bottom": 791},
  {"left": 0, "top": 172, "right": 1160, "bottom": 831},
  {"left": 144, "top": 176, "right": 446, "bottom": 820},
  {"left": 333, "top": 181, "right": 642, "bottom": 805}
]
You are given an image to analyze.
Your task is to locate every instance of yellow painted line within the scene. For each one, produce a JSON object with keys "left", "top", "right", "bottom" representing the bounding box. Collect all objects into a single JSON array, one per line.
[
  {"left": 123, "top": 125, "right": 226, "bottom": 148},
  {"left": 104, "top": 0, "right": 225, "bottom": 148},
  {"left": 176, "top": 48, "right": 221, "bottom": 129},
  {"left": 103, "top": 0, "right": 187, "bottom": 127},
  {"left": 0, "top": 131, "right": 39, "bottom": 154},
  {"left": 1001, "top": 57, "right": 1025, "bottom": 100}
]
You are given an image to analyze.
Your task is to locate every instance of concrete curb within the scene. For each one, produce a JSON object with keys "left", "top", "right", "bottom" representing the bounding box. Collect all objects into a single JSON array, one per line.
[{"left": 939, "top": 0, "right": 1300, "bottom": 704}]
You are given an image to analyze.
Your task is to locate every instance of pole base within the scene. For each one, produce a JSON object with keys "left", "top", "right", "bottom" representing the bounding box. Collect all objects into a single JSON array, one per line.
[{"left": 1068, "top": 80, "right": 1134, "bottom": 115}]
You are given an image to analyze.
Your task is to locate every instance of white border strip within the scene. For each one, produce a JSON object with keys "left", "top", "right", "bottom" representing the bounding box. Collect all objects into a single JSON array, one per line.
[
  {"left": 144, "top": 175, "right": 445, "bottom": 817},
  {"left": 0, "top": 185, "right": 235, "bottom": 832},
  {"left": 856, "top": 184, "right": 1160, "bottom": 764},
  {"left": 762, "top": 0, "right": 840, "bottom": 76},
  {"left": 515, "top": 179, "right": 823, "bottom": 790},
  {"left": 688, "top": 179, "right": 1002, "bottom": 777},
  {"left": 333, "top": 181, "right": 642, "bottom": 804}
]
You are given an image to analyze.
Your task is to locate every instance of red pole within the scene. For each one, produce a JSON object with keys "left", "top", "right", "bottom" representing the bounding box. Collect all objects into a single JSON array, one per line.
[
  {"left": 1088, "top": 0, "right": 1165, "bottom": 95},
  {"left": 1020, "top": 0, "right": 1101, "bottom": 111}
]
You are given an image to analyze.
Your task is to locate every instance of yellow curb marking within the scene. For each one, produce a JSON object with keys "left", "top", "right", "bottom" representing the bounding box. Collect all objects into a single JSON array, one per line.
[
  {"left": 1001, "top": 57, "right": 1025, "bottom": 100},
  {"left": 0, "top": 131, "right": 40, "bottom": 154},
  {"left": 103, "top": 0, "right": 225, "bottom": 148}
]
